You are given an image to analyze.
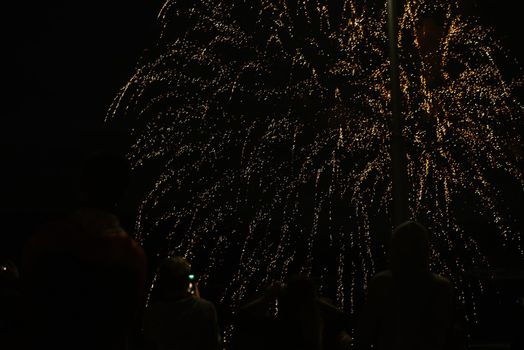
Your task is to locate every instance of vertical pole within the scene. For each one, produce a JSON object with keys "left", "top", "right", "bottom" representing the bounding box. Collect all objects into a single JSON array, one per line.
[{"left": 387, "top": 0, "right": 409, "bottom": 227}]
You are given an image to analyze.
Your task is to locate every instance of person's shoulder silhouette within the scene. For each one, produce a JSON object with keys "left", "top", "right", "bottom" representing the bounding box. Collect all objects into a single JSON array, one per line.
[
  {"left": 21, "top": 152, "right": 146, "bottom": 350},
  {"left": 234, "top": 274, "right": 351, "bottom": 350},
  {"left": 143, "top": 257, "right": 220, "bottom": 350},
  {"left": 233, "top": 282, "right": 283, "bottom": 350},
  {"left": 358, "top": 221, "right": 453, "bottom": 350}
]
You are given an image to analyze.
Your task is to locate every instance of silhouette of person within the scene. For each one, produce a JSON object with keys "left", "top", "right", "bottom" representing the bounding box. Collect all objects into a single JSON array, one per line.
[
  {"left": 357, "top": 221, "right": 453, "bottom": 350},
  {"left": 22, "top": 153, "right": 146, "bottom": 350},
  {"left": 234, "top": 274, "right": 351, "bottom": 350},
  {"left": 143, "top": 256, "right": 220, "bottom": 350},
  {"left": 279, "top": 275, "right": 351, "bottom": 350},
  {"left": 233, "top": 282, "right": 284, "bottom": 350}
]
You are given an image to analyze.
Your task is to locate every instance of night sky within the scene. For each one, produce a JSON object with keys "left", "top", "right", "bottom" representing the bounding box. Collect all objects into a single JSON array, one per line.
[
  {"left": 1, "top": 1, "right": 523, "bottom": 262},
  {"left": 2, "top": 1, "right": 161, "bottom": 257}
]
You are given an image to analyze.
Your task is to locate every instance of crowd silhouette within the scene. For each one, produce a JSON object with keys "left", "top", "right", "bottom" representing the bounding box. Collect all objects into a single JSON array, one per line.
[{"left": 0, "top": 153, "right": 520, "bottom": 350}]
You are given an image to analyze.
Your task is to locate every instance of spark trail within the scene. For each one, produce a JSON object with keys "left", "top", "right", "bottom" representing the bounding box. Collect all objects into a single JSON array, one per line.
[{"left": 109, "top": 0, "right": 523, "bottom": 329}]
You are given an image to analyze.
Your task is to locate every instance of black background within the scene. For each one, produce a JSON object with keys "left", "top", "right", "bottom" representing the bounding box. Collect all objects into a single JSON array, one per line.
[{"left": 1, "top": 1, "right": 162, "bottom": 258}]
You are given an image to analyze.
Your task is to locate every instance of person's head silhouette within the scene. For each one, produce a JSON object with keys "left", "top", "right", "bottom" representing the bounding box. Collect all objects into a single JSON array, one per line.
[
  {"left": 155, "top": 256, "right": 192, "bottom": 297},
  {"left": 390, "top": 220, "right": 430, "bottom": 275}
]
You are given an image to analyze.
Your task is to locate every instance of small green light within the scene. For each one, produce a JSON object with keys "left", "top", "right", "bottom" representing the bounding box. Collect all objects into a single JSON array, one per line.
[{"left": 188, "top": 274, "right": 195, "bottom": 280}]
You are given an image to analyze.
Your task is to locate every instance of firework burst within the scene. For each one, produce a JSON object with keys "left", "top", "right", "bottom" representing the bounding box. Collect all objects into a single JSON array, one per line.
[{"left": 109, "top": 0, "right": 523, "bottom": 330}]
